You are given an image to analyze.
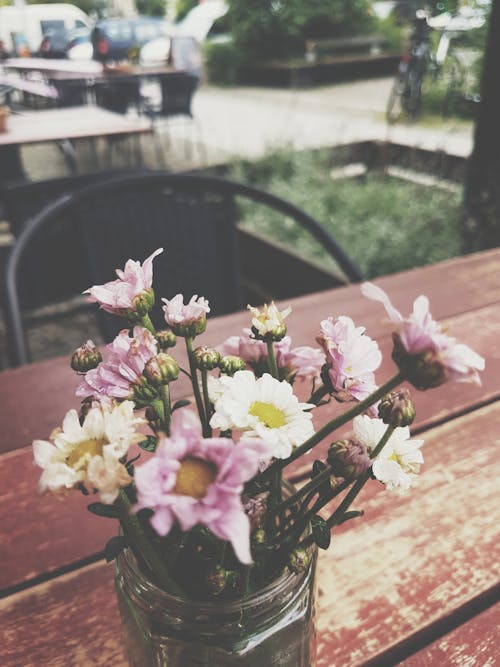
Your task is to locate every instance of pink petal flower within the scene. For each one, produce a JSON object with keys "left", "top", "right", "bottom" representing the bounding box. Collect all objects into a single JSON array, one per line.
[
  {"left": 134, "top": 409, "right": 272, "bottom": 564},
  {"left": 85, "top": 248, "right": 163, "bottom": 315},
  {"left": 361, "top": 282, "right": 485, "bottom": 387},
  {"left": 76, "top": 326, "right": 157, "bottom": 399},
  {"left": 317, "top": 315, "right": 381, "bottom": 402},
  {"left": 162, "top": 294, "right": 210, "bottom": 336}
]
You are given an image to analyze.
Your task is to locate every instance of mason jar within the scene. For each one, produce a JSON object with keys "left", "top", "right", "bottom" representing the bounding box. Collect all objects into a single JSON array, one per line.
[{"left": 114, "top": 543, "right": 317, "bottom": 667}]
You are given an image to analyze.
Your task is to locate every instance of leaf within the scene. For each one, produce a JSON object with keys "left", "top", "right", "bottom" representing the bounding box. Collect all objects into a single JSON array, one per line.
[
  {"left": 337, "top": 510, "right": 364, "bottom": 526},
  {"left": 87, "top": 502, "right": 118, "bottom": 519},
  {"left": 311, "top": 515, "right": 331, "bottom": 550},
  {"left": 104, "top": 536, "right": 129, "bottom": 563},
  {"left": 139, "top": 435, "right": 158, "bottom": 452},
  {"left": 172, "top": 399, "right": 191, "bottom": 411}
]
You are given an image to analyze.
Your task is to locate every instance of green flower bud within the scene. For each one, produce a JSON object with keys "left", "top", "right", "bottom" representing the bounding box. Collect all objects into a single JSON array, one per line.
[
  {"left": 131, "top": 288, "right": 155, "bottom": 317},
  {"left": 288, "top": 547, "right": 310, "bottom": 574},
  {"left": 156, "top": 329, "right": 177, "bottom": 350},
  {"left": 131, "top": 376, "right": 158, "bottom": 405},
  {"left": 194, "top": 346, "right": 221, "bottom": 371},
  {"left": 252, "top": 528, "right": 267, "bottom": 544},
  {"left": 219, "top": 355, "right": 246, "bottom": 376},
  {"left": 378, "top": 388, "right": 416, "bottom": 427},
  {"left": 144, "top": 353, "right": 180, "bottom": 386},
  {"left": 71, "top": 340, "right": 102, "bottom": 373},
  {"left": 392, "top": 334, "right": 446, "bottom": 390}
]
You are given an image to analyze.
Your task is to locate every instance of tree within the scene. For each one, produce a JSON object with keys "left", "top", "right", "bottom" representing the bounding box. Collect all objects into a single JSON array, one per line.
[
  {"left": 462, "top": 0, "right": 500, "bottom": 252},
  {"left": 136, "top": 0, "right": 166, "bottom": 17}
]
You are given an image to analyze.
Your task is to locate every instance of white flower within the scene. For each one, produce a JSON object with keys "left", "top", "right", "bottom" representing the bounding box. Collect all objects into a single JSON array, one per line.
[
  {"left": 353, "top": 415, "right": 424, "bottom": 491},
  {"left": 248, "top": 302, "right": 291, "bottom": 338},
  {"left": 32, "top": 401, "right": 144, "bottom": 503},
  {"left": 210, "top": 370, "right": 314, "bottom": 459}
]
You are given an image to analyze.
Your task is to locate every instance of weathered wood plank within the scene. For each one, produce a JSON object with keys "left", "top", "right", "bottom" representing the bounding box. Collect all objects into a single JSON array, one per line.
[
  {"left": 0, "top": 401, "right": 498, "bottom": 666},
  {"left": 400, "top": 602, "right": 500, "bottom": 666},
  {"left": 1, "top": 248, "right": 499, "bottom": 454},
  {"left": 315, "top": 402, "right": 500, "bottom": 666},
  {"left": 1, "top": 300, "right": 498, "bottom": 592}
]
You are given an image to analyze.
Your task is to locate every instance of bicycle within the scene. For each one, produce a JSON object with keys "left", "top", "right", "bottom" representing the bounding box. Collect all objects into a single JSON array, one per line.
[{"left": 386, "top": 7, "right": 486, "bottom": 123}]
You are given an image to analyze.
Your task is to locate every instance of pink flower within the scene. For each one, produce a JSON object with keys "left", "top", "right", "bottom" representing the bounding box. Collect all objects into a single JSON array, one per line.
[
  {"left": 317, "top": 316, "right": 382, "bottom": 402},
  {"left": 134, "top": 409, "right": 271, "bottom": 564},
  {"left": 361, "top": 282, "right": 485, "bottom": 389},
  {"left": 219, "top": 330, "right": 323, "bottom": 381},
  {"left": 76, "top": 326, "right": 158, "bottom": 400},
  {"left": 85, "top": 248, "right": 163, "bottom": 315},
  {"left": 162, "top": 294, "right": 210, "bottom": 337}
]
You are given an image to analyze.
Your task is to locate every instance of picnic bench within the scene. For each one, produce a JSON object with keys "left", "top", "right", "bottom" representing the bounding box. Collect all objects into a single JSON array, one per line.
[{"left": 0, "top": 247, "right": 498, "bottom": 665}]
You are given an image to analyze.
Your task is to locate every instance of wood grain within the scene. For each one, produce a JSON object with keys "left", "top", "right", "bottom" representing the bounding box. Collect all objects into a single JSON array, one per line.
[{"left": 1, "top": 401, "right": 498, "bottom": 666}]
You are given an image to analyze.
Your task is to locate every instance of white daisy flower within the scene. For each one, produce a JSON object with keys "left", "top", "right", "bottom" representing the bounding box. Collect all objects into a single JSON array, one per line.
[
  {"left": 32, "top": 401, "right": 144, "bottom": 503},
  {"left": 353, "top": 415, "right": 424, "bottom": 491},
  {"left": 210, "top": 370, "right": 314, "bottom": 459}
]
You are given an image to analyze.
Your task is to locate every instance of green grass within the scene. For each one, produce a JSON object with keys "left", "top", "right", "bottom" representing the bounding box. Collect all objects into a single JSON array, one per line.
[{"left": 224, "top": 148, "right": 462, "bottom": 279}]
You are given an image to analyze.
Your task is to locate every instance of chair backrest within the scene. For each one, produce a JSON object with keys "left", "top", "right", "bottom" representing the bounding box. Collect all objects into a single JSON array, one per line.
[
  {"left": 2, "top": 171, "right": 363, "bottom": 367},
  {"left": 95, "top": 78, "right": 141, "bottom": 114},
  {"left": 158, "top": 73, "right": 198, "bottom": 117}
]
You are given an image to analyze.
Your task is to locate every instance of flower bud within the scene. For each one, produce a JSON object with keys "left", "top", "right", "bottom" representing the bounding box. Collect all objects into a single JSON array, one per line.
[
  {"left": 206, "top": 565, "right": 231, "bottom": 596},
  {"left": 219, "top": 355, "right": 246, "bottom": 376},
  {"left": 131, "top": 288, "right": 155, "bottom": 317},
  {"left": 71, "top": 340, "right": 102, "bottom": 373},
  {"left": 392, "top": 334, "right": 446, "bottom": 390},
  {"left": 131, "top": 375, "right": 158, "bottom": 405},
  {"left": 156, "top": 329, "right": 177, "bottom": 350},
  {"left": 288, "top": 547, "right": 310, "bottom": 574},
  {"left": 378, "top": 388, "right": 416, "bottom": 427},
  {"left": 328, "top": 439, "right": 371, "bottom": 481},
  {"left": 144, "top": 353, "right": 180, "bottom": 386},
  {"left": 194, "top": 346, "right": 221, "bottom": 371},
  {"left": 252, "top": 528, "right": 267, "bottom": 544}
]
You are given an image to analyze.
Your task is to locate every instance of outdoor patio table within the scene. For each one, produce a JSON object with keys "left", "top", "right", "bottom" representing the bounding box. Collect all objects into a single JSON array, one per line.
[
  {"left": 0, "top": 248, "right": 498, "bottom": 666},
  {"left": 0, "top": 105, "right": 152, "bottom": 175}
]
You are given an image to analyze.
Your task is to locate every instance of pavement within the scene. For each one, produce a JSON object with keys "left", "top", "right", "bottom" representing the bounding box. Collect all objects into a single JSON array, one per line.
[{"left": 18, "top": 77, "right": 475, "bottom": 179}]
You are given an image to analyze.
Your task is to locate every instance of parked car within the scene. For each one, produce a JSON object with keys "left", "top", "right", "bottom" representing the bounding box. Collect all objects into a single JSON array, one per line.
[
  {"left": 92, "top": 17, "right": 173, "bottom": 63},
  {"left": 0, "top": 3, "right": 91, "bottom": 55},
  {"left": 140, "top": 35, "right": 202, "bottom": 77},
  {"left": 65, "top": 27, "right": 92, "bottom": 60},
  {"left": 38, "top": 27, "right": 70, "bottom": 58}
]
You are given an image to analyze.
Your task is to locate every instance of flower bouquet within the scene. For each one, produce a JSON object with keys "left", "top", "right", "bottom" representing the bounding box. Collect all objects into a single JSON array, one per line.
[{"left": 32, "top": 248, "right": 484, "bottom": 666}]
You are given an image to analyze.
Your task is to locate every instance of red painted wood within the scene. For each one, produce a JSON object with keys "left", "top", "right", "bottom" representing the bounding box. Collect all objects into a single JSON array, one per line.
[
  {"left": 400, "top": 603, "right": 500, "bottom": 666},
  {"left": 0, "top": 402, "right": 498, "bottom": 666}
]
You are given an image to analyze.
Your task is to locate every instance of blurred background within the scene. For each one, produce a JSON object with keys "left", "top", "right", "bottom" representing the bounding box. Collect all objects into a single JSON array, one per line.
[{"left": 0, "top": 0, "right": 498, "bottom": 367}]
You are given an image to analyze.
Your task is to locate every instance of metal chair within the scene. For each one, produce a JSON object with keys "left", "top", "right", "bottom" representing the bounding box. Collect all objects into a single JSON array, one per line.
[{"left": 2, "top": 171, "right": 363, "bottom": 367}]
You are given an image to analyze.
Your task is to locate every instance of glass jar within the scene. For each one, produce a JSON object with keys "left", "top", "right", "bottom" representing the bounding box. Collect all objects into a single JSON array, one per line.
[{"left": 114, "top": 543, "right": 317, "bottom": 667}]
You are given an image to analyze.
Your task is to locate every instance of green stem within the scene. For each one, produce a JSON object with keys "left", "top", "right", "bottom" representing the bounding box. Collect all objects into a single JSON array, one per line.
[
  {"left": 260, "top": 371, "right": 404, "bottom": 482},
  {"left": 185, "top": 337, "right": 209, "bottom": 436},
  {"left": 275, "top": 465, "right": 334, "bottom": 513},
  {"left": 298, "top": 424, "right": 396, "bottom": 550},
  {"left": 266, "top": 338, "right": 279, "bottom": 379},
  {"left": 201, "top": 369, "right": 213, "bottom": 437},
  {"left": 115, "top": 491, "right": 184, "bottom": 596},
  {"left": 160, "top": 384, "right": 171, "bottom": 435},
  {"left": 140, "top": 313, "right": 156, "bottom": 335}
]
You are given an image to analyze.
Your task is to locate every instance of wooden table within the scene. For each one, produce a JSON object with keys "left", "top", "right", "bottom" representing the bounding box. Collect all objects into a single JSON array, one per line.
[
  {"left": 0, "top": 106, "right": 152, "bottom": 176},
  {"left": 0, "top": 248, "right": 499, "bottom": 666}
]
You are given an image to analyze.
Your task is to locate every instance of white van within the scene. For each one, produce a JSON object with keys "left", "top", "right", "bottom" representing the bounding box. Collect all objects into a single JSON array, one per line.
[{"left": 0, "top": 4, "right": 91, "bottom": 55}]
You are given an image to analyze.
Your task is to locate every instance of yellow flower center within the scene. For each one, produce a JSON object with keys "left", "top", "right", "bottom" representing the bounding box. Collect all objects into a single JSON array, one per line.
[
  {"left": 174, "top": 457, "right": 217, "bottom": 499},
  {"left": 66, "top": 438, "right": 107, "bottom": 470},
  {"left": 249, "top": 401, "right": 286, "bottom": 429},
  {"left": 388, "top": 452, "right": 399, "bottom": 463}
]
